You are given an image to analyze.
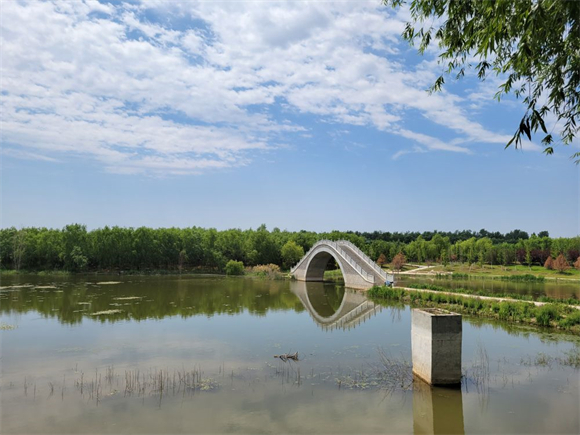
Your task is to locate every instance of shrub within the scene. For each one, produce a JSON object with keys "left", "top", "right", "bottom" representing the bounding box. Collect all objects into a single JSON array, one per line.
[
  {"left": 498, "top": 302, "right": 515, "bottom": 320},
  {"left": 544, "top": 256, "right": 554, "bottom": 270},
  {"left": 558, "top": 311, "right": 580, "bottom": 328},
  {"left": 574, "top": 257, "right": 580, "bottom": 270},
  {"left": 553, "top": 254, "right": 570, "bottom": 273},
  {"left": 251, "top": 264, "right": 282, "bottom": 279},
  {"left": 536, "top": 305, "right": 560, "bottom": 326},
  {"left": 225, "top": 260, "right": 244, "bottom": 276}
]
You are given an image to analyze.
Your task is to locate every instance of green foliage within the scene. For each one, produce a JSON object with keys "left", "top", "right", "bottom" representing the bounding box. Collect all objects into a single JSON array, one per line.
[
  {"left": 405, "top": 282, "right": 580, "bottom": 305},
  {"left": 281, "top": 241, "right": 304, "bottom": 270},
  {"left": 451, "top": 273, "right": 468, "bottom": 279},
  {"left": 536, "top": 304, "right": 560, "bottom": 327},
  {"left": 0, "top": 226, "right": 578, "bottom": 273},
  {"left": 499, "top": 274, "right": 545, "bottom": 282},
  {"left": 69, "top": 246, "right": 88, "bottom": 272},
  {"left": 369, "top": 285, "right": 578, "bottom": 330},
  {"left": 225, "top": 260, "right": 244, "bottom": 276},
  {"left": 386, "top": 0, "right": 580, "bottom": 162},
  {"left": 558, "top": 311, "right": 580, "bottom": 329}
]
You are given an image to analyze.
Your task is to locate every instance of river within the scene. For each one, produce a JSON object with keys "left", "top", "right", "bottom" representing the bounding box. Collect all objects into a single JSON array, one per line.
[{"left": 1, "top": 274, "right": 578, "bottom": 434}]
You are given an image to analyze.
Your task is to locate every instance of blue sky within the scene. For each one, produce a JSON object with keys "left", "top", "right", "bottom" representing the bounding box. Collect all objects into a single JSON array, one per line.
[{"left": 1, "top": 1, "right": 578, "bottom": 237}]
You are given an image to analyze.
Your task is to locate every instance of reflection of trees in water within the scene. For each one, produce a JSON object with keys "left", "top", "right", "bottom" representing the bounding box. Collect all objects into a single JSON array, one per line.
[{"left": 0, "top": 278, "right": 304, "bottom": 324}]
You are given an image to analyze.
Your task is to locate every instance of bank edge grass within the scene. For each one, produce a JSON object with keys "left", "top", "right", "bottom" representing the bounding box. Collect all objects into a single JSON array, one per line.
[
  {"left": 429, "top": 263, "right": 580, "bottom": 280},
  {"left": 368, "top": 286, "right": 580, "bottom": 332},
  {"left": 404, "top": 283, "right": 580, "bottom": 305},
  {"left": 0, "top": 269, "right": 72, "bottom": 276},
  {"left": 443, "top": 272, "right": 545, "bottom": 282}
]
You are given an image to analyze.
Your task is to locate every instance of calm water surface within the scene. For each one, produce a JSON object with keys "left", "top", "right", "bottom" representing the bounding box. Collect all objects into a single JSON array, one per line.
[{"left": 1, "top": 274, "right": 579, "bottom": 434}]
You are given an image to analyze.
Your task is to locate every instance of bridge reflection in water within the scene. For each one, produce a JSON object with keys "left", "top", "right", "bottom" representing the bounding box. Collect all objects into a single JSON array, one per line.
[
  {"left": 290, "top": 280, "right": 465, "bottom": 435},
  {"left": 289, "top": 281, "right": 383, "bottom": 331}
]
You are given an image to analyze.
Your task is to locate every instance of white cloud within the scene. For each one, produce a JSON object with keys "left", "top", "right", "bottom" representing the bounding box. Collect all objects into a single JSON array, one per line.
[{"left": 0, "top": 0, "right": 527, "bottom": 175}]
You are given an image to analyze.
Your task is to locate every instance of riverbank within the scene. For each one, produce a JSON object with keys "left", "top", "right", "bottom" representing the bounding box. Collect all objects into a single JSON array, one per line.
[
  {"left": 389, "top": 263, "right": 580, "bottom": 282},
  {"left": 367, "top": 285, "right": 580, "bottom": 333},
  {"left": 401, "top": 282, "right": 580, "bottom": 305}
]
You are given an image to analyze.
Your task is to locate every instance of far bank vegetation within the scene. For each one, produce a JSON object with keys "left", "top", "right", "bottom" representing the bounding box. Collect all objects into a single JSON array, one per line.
[{"left": 1, "top": 226, "right": 578, "bottom": 278}]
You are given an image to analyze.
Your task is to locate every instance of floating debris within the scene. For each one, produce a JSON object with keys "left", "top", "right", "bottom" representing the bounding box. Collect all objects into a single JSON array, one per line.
[
  {"left": 113, "top": 296, "right": 141, "bottom": 301},
  {"left": 96, "top": 281, "right": 122, "bottom": 285},
  {"left": 90, "top": 309, "right": 123, "bottom": 316},
  {"left": 0, "top": 322, "right": 17, "bottom": 330},
  {"left": 35, "top": 285, "right": 57, "bottom": 289},
  {"left": 274, "top": 352, "right": 299, "bottom": 362}
]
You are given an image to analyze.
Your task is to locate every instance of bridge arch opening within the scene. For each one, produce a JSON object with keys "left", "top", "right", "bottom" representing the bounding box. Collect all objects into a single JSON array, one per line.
[{"left": 304, "top": 251, "right": 344, "bottom": 282}]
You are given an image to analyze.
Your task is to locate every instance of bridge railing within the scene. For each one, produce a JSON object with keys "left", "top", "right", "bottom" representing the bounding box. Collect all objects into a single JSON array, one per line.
[{"left": 337, "top": 240, "right": 387, "bottom": 279}]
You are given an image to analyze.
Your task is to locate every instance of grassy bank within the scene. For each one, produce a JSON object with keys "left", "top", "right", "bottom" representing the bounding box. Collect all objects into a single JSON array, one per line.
[
  {"left": 398, "top": 263, "right": 580, "bottom": 281},
  {"left": 368, "top": 285, "right": 580, "bottom": 333},
  {"left": 403, "top": 283, "right": 580, "bottom": 305}
]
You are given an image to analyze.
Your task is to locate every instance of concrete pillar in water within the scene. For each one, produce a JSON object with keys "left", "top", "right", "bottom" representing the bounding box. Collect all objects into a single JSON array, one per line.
[{"left": 411, "top": 308, "right": 462, "bottom": 385}]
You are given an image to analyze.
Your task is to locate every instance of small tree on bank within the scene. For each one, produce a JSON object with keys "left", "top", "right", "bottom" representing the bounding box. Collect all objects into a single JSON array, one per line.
[
  {"left": 392, "top": 252, "right": 406, "bottom": 272},
  {"left": 553, "top": 254, "right": 570, "bottom": 273},
  {"left": 225, "top": 260, "right": 244, "bottom": 276},
  {"left": 544, "top": 256, "right": 554, "bottom": 270},
  {"left": 574, "top": 256, "right": 580, "bottom": 271},
  {"left": 441, "top": 249, "right": 449, "bottom": 267},
  {"left": 377, "top": 253, "right": 387, "bottom": 267}
]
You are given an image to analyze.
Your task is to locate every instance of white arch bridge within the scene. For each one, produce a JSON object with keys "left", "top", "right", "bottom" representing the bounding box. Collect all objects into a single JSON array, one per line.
[{"left": 291, "top": 240, "right": 394, "bottom": 290}]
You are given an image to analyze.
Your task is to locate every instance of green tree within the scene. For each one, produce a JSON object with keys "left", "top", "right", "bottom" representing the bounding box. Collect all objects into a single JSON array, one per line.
[
  {"left": 225, "top": 260, "right": 244, "bottom": 276},
  {"left": 70, "top": 246, "right": 88, "bottom": 272},
  {"left": 441, "top": 249, "right": 449, "bottom": 267},
  {"left": 178, "top": 249, "right": 188, "bottom": 273},
  {"left": 281, "top": 241, "right": 304, "bottom": 270},
  {"left": 387, "top": 0, "right": 580, "bottom": 162},
  {"left": 12, "top": 229, "right": 27, "bottom": 271}
]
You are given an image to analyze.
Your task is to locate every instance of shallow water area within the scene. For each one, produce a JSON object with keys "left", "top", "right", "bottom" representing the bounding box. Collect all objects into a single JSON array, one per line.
[{"left": 1, "top": 274, "right": 579, "bottom": 434}]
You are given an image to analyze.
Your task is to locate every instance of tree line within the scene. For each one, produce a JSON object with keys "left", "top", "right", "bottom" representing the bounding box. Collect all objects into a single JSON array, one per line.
[{"left": 0, "top": 224, "right": 578, "bottom": 273}]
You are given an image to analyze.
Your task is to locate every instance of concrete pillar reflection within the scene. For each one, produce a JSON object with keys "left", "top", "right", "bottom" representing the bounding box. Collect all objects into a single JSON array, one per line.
[{"left": 413, "top": 379, "right": 465, "bottom": 435}]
